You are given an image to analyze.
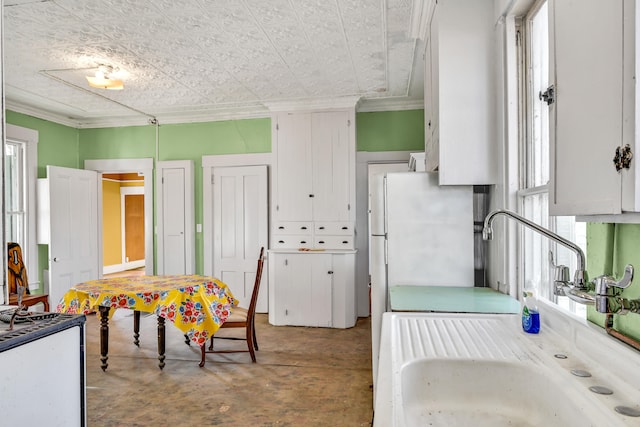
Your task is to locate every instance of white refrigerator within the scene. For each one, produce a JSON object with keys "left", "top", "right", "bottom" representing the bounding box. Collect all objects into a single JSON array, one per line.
[{"left": 369, "top": 170, "right": 475, "bottom": 394}]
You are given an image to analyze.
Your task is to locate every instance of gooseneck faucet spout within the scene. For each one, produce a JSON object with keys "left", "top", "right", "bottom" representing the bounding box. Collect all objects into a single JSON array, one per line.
[{"left": 483, "top": 209, "right": 588, "bottom": 291}]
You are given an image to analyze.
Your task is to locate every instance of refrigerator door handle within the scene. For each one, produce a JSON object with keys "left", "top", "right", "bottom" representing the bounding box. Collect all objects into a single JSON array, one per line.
[
  {"left": 384, "top": 237, "right": 388, "bottom": 266},
  {"left": 383, "top": 175, "right": 389, "bottom": 235}
]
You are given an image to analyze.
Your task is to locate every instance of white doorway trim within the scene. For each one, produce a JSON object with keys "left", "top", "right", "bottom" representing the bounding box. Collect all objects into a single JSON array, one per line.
[
  {"left": 84, "top": 158, "right": 154, "bottom": 275},
  {"left": 202, "top": 153, "right": 272, "bottom": 275}
]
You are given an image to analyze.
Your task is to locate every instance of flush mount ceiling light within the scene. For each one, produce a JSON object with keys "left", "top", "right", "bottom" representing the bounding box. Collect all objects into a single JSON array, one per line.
[{"left": 86, "top": 64, "right": 124, "bottom": 90}]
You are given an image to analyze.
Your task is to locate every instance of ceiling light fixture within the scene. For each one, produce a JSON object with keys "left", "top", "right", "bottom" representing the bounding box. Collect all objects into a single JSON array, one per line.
[{"left": 86, "top": 65, "right": 124, "bottom": 90}]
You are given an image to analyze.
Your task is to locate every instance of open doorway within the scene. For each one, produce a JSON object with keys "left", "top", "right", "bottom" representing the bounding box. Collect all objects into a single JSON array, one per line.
[
  {"left": 84, "top": 158, "right": 155, "bottom": 277},
  {"left": 102, "top": 173, "right": 145, "bottom": 277}
]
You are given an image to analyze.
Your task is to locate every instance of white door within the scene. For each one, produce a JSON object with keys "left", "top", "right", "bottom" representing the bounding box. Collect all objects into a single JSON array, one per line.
[
  {"left": 156, "top": 161, "right": 195, "bottom": 275},
  {"left": 47, "top": 165, "right": 99, "bottom": 307},
  {"left": 213, "top": 165, "right": 268, "bottom": 312}
]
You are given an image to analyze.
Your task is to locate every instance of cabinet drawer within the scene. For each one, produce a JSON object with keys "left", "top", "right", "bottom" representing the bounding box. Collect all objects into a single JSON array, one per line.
[
  {"left": 314, "top": 222, "right": 354, "bottom": 235},
  {"left": 272, "top": 235, "right": 313, "bottom": 249},
  {"left": 273, "top": 221, "right": 313, "bottom": 235},
  {"left": 314, "top": 236, "right": 354, "bottom": 249}
]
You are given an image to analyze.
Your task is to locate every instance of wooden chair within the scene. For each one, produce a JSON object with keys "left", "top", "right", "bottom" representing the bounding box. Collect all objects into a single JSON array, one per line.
[
  {"left": 7, "top": 242, "right": 50, "bottom": 311},
  {"left": 200, "top": 247, "right": 265, "bottom": 367}
]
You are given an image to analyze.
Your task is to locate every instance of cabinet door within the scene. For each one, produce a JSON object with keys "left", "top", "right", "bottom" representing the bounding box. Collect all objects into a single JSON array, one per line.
[
  {"left": 549, "top": 0, "right": 623, "bottom": 215},
  {"left": 270, "top": 253, "right": 311, "bottom": 326},
  {"left": 425, "top": 6, "right": 439, "bottom": 172},
  {"left": 329, "top": 253, "right": 356, "bottom": 329},
  {"left": 425, "top": 0, "right": 495, "bottom": 184},
  {"left": 310, "top": 254, "right": 333, "bottom": 327},
  {"left": 311, "top": 111, "right": 351, "bottom": 221},
  {"left": 274, "top": 113, "right": 313, "bottom": 221},
  {"left": 424, "top": 33, "right": 434, "bottom": 170},
  {"left": 270, "top": 253, "right": 332, "bottom": 327}
]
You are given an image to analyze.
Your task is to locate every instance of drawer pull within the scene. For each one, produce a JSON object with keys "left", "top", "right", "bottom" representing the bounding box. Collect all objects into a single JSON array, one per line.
[
  {"left": 318, "top": 240, "right": 325, "bottom": 244},
  {"left": 341, "top": 226, "right": 348, "bottom": 230},
  {"left": 319, "top": 226, "right": 325, "bottom": 230},
  {"left": 278, "top": 226, "right": 285, "bottom": 229},
  {"left": 300, "top": 240, "right": 307, "bottom": 244},
  {"left": 301, "top": 226, "right": 307, "bottom": 230},
  {"left": 342, "top": 241, "right": 349, "bottom": 244},
  {"left": 278, "top": 240, "right": 285, "bottom": 244}
]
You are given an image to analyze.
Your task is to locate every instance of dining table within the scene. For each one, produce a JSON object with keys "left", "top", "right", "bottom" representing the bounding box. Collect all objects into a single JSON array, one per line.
[{"left": 56, "top": 275, "right": 236, "bottom": 371}]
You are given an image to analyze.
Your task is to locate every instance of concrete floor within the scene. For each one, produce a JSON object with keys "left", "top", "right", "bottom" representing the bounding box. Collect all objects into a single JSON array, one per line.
[{"left": 84, "top": 310, "right": 374, "bottom": 426}]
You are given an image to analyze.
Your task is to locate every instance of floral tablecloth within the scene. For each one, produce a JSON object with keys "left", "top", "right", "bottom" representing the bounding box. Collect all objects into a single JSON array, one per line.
[{"left": 56, "top": 275, "right": 237, "bottom": 346}]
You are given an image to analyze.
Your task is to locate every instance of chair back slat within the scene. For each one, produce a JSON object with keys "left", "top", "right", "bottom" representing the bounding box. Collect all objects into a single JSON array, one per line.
[{"left": 7, "top": 242, "right": 29, "bottom": 295}]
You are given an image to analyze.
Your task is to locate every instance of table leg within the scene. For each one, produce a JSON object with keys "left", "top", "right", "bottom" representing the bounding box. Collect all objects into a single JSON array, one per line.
[
  {"left": 133, "top": 310, "right": 140, "bottom": 346},
  {"left": 99, "top": 306, "right": 110, "bottom": 371},
  {"left": 157, "top": 316, "right": 166, "bottom": 370}
]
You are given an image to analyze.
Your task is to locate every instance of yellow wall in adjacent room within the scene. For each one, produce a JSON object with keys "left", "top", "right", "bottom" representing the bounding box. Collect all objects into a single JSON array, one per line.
[
  {"left": 120, "top": 180, "right": 144, "bottom": 188},
  {"left": 102, "top": 180, "right": 122, "bottom": 266}
]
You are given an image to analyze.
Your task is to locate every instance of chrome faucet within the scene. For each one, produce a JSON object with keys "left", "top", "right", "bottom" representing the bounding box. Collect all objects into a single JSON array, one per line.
[
  {"left": 483, "top": 209, "right": 591, "bottom": 302},
  {"left": 483, "top": 209, "right": 639, "bottom": 314}
]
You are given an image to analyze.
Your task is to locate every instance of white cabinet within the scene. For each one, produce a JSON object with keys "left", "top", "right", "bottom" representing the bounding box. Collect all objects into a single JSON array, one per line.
[
  {"left": 268, "top": 250, "right": 356, "bottom": 328},
  {"left": 423, "top": 0, "right": 496, "bottom": 185},
  {"left": 549, "top": 0, "right": 640, "bottom": 218},
  {"left": 271, "top": 109, "right": 356, "bottom": 248}
]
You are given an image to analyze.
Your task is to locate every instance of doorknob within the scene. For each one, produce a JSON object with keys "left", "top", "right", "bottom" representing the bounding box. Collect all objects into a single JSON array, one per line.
[{"left": 53, "top": 257, "right": 59, "bottom": 262}]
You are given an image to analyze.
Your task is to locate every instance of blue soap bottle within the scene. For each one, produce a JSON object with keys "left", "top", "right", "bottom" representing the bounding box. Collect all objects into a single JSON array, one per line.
[{"left": 522, "top": 291, "right": 540, "bottom": 334}]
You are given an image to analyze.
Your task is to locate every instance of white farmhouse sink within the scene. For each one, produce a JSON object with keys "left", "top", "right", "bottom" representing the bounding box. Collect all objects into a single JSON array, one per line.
[
  {"left": 374, "top": 309, "right": 640, "bottom": 427},
  {"left": 401, "top": 359, "right": 593, "bottom": 426}
]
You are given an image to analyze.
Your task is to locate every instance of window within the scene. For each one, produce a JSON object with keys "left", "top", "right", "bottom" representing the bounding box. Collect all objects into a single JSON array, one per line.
[
  {"left": 5, "top": 141, "right": 26, "bottom": 244},
  {"left": 519, "top": 0, "right": 586, "bottom": 317},
  {"left": 5, "top": 124, "right": 39, "bottom": 290}
]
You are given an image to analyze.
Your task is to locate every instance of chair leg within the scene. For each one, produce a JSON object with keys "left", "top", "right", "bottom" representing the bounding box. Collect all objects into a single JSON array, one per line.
[
  {"left": 246, "top": 324, "right": 256, "bottom": 363},
  {"left": 199, "top": 344, "right": 206, "bottom": 368},
  {"left": 208, "top": 336, "right": 214, "bottom": 351},
  {"left": 252, "top": 320, "right": 259, "bottom": 351}
]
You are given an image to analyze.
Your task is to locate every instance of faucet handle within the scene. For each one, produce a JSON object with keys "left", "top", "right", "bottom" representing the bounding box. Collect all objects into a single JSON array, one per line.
[
  {"left": 594, "top": 264, "right": 634, "bottom": 294},
  {"left": 554, "top": 265, "right": 570, "bottom": 282}
]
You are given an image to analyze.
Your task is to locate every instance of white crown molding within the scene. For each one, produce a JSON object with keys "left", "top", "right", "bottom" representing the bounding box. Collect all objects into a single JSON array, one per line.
[
  {"left": 357, "top": 97, "right": 424, "bottom": 112},
  {"left": 264, "top": 96, "right": 361, "bottom": 113},
  {"left": 6, "top": 99, "right": 82, "bottom": 128},
  {"left": 8, "top": 96, "right": 424, "bottom": 130}
]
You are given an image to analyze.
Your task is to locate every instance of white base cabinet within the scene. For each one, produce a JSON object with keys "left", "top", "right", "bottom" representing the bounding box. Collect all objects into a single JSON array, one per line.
[{"left": 268, "top": 250, "right": 357, "bottom": 328}]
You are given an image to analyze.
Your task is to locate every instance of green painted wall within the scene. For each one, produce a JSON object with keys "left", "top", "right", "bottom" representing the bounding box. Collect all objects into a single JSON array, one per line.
[
  {"left": 587, "top": 223, "right": 640, "bottom": 342},
  {"left": 356, "top": 109, "right": 425, "bottom": 152}
]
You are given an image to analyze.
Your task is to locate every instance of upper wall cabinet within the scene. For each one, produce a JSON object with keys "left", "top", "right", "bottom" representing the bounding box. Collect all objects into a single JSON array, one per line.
[
  {"left": 424, "top": 0, "right": 497, "bottom": 185},
  {"left": 271, "top": 108, "right": 356, "bottom": 249},
  {"left": 549, "top": 0, "right": 640, "bottom": 218}
]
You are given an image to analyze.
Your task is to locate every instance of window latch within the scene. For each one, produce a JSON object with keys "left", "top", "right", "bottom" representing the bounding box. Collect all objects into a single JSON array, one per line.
[{"left": 539, "top": 85, "right": 555, "bottom": 105}]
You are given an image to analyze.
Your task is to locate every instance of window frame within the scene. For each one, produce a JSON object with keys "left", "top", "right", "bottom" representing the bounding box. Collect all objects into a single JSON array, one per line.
[
  {"left": 5, "top": 124, "right": 39, "bottom": 293},
  {"left": 516, "top": 0, "right": 586, "bottom": 317}
]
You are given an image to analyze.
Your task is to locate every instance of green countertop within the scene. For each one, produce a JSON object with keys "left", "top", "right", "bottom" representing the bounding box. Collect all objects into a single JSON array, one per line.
[{"left": 389, "top": 285, "right": 520, "bottom": 314}]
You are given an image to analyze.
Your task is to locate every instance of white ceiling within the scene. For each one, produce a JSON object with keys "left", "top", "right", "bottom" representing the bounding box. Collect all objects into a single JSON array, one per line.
[{"left": 3, "top": 0, "right": 425, "bottom": 128}]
